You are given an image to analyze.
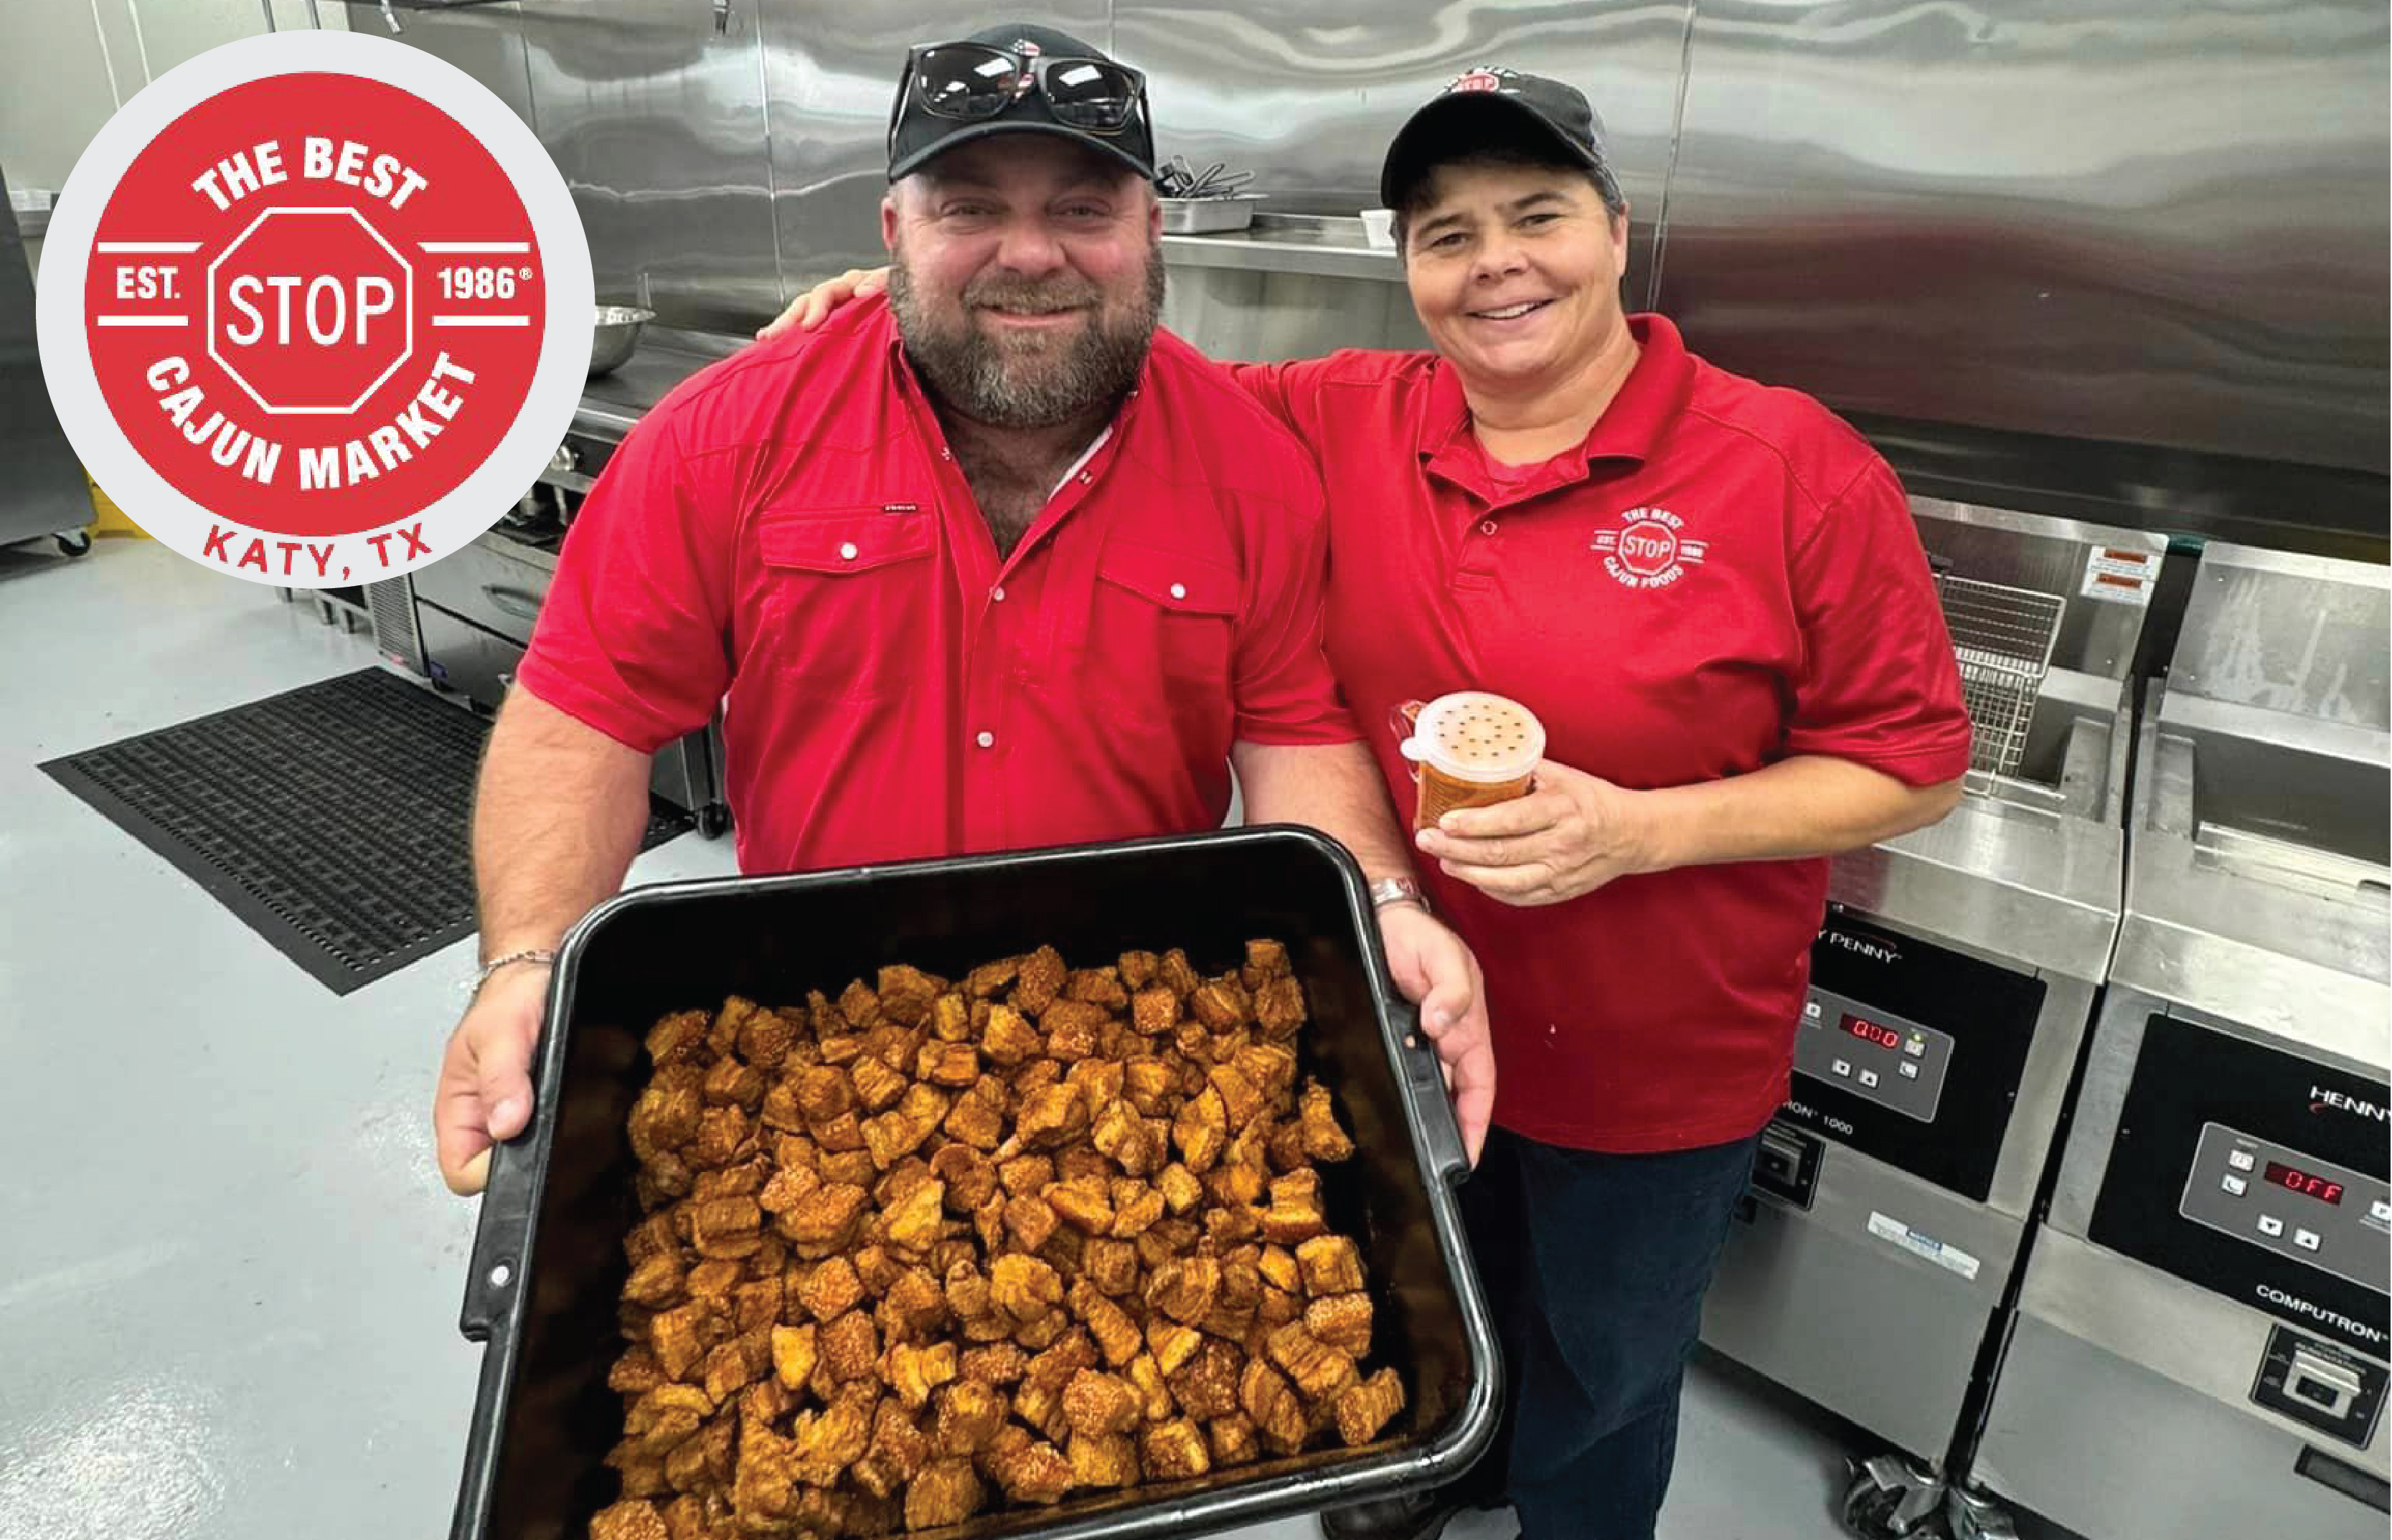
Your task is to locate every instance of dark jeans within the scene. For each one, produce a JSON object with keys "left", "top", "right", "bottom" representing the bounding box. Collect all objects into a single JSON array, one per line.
[{"left": 1454, "top": 1125, "right": 1761, "bottom": 1540}]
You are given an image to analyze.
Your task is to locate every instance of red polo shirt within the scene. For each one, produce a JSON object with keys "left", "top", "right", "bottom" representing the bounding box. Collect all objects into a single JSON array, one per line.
[
  {"left": 518, "top": 296, "right": 1355, "bottom": 874},
  {"left": 1234, "top": 316, "right": 1972, "bottom": 1153}
]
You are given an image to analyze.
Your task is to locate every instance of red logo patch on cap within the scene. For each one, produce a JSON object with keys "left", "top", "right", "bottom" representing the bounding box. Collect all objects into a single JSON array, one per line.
[
  {"left": 1449, "top": 68, "right": 1505, "bottom": 94},
  {"left": 37, "top": 31, "right": 591, "bottom": 588}
]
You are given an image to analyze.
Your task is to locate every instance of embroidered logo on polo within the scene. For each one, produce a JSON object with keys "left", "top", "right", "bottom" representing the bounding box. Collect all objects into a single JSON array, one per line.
[{"left": 1591, "top": 506, "right": 1707, "bottom": 590}]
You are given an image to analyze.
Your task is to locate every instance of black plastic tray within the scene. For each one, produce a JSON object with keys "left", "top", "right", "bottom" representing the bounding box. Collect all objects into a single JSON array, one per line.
[{"left": 450, "top": 826, "right": 1499, "bottom": 1540}]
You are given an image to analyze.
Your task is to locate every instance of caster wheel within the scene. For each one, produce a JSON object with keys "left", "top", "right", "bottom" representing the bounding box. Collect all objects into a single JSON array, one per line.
[
  {"left": 55, "top": 530, "right": 93, "bottom": 557},
  {"left": 697, "top": 806, "right": 730, "bottom": 840},
  {"left": 1945, "top": 1488, "right": 2018, "bottom": 1540},
  {"left": 1841, "top": 1455, "right": 1946, "bottom": 1539},
  {"left": 1842, "top": 1482, "right": 1924, "bottom": 1539}
]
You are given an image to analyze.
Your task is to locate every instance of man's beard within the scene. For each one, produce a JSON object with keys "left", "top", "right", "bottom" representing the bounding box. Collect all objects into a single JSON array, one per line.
[{"left": 890, "top": 242, "right": 1166, "bottom": 430}]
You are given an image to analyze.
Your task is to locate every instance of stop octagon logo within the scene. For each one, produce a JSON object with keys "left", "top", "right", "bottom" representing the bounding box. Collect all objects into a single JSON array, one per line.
[{"left": 38, "top": 31, "right": 593, "bottom": 588}]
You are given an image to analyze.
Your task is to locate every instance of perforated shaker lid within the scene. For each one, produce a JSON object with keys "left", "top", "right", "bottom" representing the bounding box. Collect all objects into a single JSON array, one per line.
[{"left": 1399, "top": 691, "right": 1545, "bottom": 784}]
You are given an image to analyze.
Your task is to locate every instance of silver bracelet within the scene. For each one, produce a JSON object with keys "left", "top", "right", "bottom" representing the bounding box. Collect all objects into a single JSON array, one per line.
[{"left": 466, "top": 948, "right": 557, "bottom": 997}]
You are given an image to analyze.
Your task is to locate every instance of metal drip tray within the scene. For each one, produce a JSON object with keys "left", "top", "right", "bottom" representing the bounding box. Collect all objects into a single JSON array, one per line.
[
  {"left": 2152, "top": 698, "right": 2390, "bottom": 880},
  {"left": 2194, "top": 821, "right": 2392, "bottom": 903},
  {"left": 2116, "top": 704, "right": 2389, "bottom": 1057}
]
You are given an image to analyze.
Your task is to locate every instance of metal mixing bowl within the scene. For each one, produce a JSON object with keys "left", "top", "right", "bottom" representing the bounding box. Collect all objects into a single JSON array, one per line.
[{"left": 588, "top": 305, "right": 654, "bottom": 377}]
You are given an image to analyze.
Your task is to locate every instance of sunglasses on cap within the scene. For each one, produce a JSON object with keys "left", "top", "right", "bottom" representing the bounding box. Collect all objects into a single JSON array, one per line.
[{"left": 891, "top": 41, "right": 1149, "bottom": 143}]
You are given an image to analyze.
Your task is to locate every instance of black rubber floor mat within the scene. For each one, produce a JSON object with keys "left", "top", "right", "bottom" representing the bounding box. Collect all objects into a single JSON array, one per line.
[{"left": 39, "top": 667, "right": 693, "bottom": 994}]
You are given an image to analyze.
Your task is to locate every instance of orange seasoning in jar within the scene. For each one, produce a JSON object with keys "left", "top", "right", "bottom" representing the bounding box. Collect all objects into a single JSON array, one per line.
[{"left": 1392, "top": 691, "right": 1546, "bottom": 833}]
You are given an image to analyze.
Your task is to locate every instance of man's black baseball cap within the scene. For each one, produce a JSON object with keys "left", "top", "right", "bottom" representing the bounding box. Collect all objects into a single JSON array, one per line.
[
  {"left": 887, "top": 24, "right": 1157, "bottom": 184},
  {"left": 1379, "top": 66, "right": 1622, "bottom": 210}
]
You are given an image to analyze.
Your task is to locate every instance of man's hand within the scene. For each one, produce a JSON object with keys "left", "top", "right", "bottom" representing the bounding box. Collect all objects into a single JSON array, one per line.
[
  {"left": 1376, "top": 902, "right": 1494, "bottom": 1166},
  {"left": 1416, "top": 758, "right": 1658, "bottom": 907},
  {"left": 433, "top": 962, "right": 551, "bottom": 1195},
  {"left": 755, "top": 265, "right": 890, "bottom": 341}
]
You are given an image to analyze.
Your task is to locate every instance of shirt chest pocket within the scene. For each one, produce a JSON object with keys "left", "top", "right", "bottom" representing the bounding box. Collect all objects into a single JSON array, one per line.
[
  {"left": 1086, "top": 539, "right": 1240, "bottom": 732},
  {"left": 754, "top": 509, "right": 936, "bottom": 701}
]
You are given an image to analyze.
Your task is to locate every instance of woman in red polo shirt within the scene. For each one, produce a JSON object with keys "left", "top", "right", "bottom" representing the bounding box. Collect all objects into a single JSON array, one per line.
[{"left": 770, "top": 66, "right": 1969, "bottom": 1540}]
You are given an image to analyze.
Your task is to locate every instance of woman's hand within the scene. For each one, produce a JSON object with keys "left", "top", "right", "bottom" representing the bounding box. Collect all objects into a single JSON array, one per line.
[
  {"left": 1416, "top": 758, "right": 1659, "bottom": 906},
  {"left": 755, "top": 265, "right": 891, "bottom": 341}
]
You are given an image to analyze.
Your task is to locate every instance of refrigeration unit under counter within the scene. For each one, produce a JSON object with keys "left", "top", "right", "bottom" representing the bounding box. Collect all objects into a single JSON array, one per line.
[
  {"left": 1974, "top": 544, "right": 2390, "bottom": 1540},
  {"left": 1700, "top": 501, "right": 2169, "bottom": 1535}
]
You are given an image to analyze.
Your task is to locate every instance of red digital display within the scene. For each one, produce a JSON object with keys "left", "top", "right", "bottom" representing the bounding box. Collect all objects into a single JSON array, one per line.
[
  {"left": 1842, "top": 1015, "right": 1904, "bottom": 1052},
  {"left": 2264, "top": 1162, "right": 2345, "bottom": 1206}
]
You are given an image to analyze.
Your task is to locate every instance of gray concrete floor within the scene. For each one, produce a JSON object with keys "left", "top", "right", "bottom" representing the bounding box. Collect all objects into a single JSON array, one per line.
[{"left": 0, "top": 537, "right": 2058, "bottom": 1540}]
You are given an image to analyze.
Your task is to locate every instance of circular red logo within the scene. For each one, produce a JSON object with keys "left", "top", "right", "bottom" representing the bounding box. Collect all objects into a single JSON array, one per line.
[
  {"left": 1614, "top": 518, "right": 1681, "bottom": 577},
  {"left": 40, "top": 34, "right": 590, "bottom": 587}
]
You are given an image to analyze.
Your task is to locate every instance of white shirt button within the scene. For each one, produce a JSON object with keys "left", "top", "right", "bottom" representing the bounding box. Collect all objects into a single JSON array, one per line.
[
  {"left": 1480, "top": 519, "right": 1498, "bottom": 535},
  {"left": 974, "top": 731, "right": 994, "bottom": 749},
  {"left": 1169, "top": 582, "right": 1187, "bottom": 600},
  {"left": 991, "top": 586, "right": 1006, "bottom": 603},
  {"left": 838, "top": 542, "right": 859, "bottom": 561}
]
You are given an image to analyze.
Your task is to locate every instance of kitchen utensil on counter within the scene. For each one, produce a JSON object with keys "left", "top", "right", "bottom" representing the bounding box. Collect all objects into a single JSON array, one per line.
[
  {"left": 1155, "top": 153, "right": 1256, "bottom": 200},
  {"left": 587, "top": 303, "right": 653, "bottom": 377}
]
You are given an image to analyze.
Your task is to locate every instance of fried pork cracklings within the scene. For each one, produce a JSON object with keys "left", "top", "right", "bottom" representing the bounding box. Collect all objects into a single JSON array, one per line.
[{"left": 590, "top": 943, "right": 1405, "bottom": 1539}]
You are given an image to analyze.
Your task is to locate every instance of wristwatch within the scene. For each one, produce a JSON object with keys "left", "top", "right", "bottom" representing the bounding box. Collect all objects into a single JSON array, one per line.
[{"left": 1368, "top": 877, "right": 1430, "bottom": 915}]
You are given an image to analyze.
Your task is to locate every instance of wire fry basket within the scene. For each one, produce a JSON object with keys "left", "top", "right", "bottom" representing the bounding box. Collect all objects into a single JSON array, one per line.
[{"left": 1938, "top": 575, "right": 2066, "bottom": 777}]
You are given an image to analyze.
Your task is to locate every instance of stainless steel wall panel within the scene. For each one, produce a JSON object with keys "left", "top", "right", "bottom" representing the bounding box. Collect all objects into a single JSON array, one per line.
[
  {"left": 352, "top": 0, "right": 2392, "bottom": 557},
  {"left": 342, "top": 2, "right": 536, "bottom": 127},
  {"left": 1113, "top": 0, "right": 1695, "bottom": 313},
  {"left": 516, "top": 0, "right": 780, "bottom": 331},
  {"left": 1657, "top": 0, "right": 2391, "bottom": 481}
]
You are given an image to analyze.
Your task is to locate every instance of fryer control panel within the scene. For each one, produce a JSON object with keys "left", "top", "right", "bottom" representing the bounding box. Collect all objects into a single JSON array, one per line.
[
  {"left": 2180, "top": 1122, "right": 2391, "bottom": 1295},
  {"left": 1776, "top": 908, "right": 2043, "bottom": 1203},
  {"left": 1794, "top": 988, "right": 1951, "bottom": 1124},
  {"left": 2091, "top": 1014, "right": 2389, "bottom": 1360}
]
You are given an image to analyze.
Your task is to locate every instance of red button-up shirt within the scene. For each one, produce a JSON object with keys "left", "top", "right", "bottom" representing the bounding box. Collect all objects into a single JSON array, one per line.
[
  {"left": 519, "top": 297, "right": 1355, "bottom": 873},
  {"left": 1235, "top": 316, "right": 1972, "bottom": 1153}
]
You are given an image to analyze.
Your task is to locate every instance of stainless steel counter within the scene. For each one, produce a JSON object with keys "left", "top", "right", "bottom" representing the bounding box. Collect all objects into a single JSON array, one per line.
[
  {"left": 1162, "top": 214, "right": 1403, "bottom": 285},
  {"left": 574, "top": 326, "right": 747, "bottom": 439},
  {"left": 1830, "top": 764, "right": 2128, "bottom": 987}
]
